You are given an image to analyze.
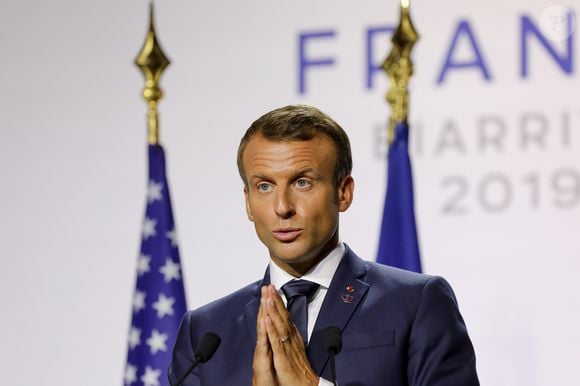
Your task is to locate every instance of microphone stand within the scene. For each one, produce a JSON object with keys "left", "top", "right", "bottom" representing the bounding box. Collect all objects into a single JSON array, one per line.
[
  {"left": 329, "top": 349, "right": 338, "bottom": 386},
  {"left": 172, "top": 357, "right": 202, "bottom": 386}
]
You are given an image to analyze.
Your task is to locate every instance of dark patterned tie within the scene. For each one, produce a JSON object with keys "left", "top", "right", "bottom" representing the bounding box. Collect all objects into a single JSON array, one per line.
[{"left": 281, "top": 280, "right": 320, "bottom": 344}]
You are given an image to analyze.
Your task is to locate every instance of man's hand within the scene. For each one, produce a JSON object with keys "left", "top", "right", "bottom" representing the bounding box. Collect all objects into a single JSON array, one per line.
[
  {"left": 252, "top": 285, "right": 319, "bottom": 386},
  {"left": 252, "top": 287, "right": 277, "bottom": 386}
]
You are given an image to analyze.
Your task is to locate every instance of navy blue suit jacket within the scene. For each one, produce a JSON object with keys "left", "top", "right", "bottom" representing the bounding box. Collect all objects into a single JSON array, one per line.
[{"left": 169, "top": 246, "right": 479, "bottom": 385}]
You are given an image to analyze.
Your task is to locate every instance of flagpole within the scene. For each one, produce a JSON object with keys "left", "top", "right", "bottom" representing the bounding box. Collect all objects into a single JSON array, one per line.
[
  {"left": 135, "top": 2, "right": 170, "bottom": 145},
  {"left": 382, "top": 0, "right": 419, "bottom": 144},
  {"left": 376, "top": 0, "right": 422, "bottom": 272}
]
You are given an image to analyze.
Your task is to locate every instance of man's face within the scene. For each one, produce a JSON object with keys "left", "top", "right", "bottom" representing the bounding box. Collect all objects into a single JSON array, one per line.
[{"left": 242, "top": 134, "right": 354, "bottom": 276}]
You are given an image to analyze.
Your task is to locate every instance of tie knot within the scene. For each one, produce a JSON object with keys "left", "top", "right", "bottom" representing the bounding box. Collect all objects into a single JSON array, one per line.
[{"left": 281, "top": 280, "right": 320, "bottom": 303}]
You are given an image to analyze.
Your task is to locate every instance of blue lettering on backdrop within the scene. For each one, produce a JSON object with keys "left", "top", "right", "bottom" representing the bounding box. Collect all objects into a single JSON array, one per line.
[
  {"left": 298, "top": 31, "right": 336, "bottom": 94},
  {"left": 296, "top": 10, "right": 576, "bottom": 93},
  {"left": 366, "top": 26, "right": 395, "bottom": 89},
  {"left": 520, "top": 13, "right": 574, "bottom": 78},
  {"left": 437, "top": 20, "right": 492, "bottom": 84}
]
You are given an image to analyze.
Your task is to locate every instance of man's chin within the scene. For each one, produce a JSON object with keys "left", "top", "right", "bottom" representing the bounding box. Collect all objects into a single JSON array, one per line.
[
  {"left": 270, "top": 244, "right": 307, "bottom": 262},
  {"left": 271, "top": 251, "right": 307, "bottom": 265},
  {"left": 269, "top": 245, "right": 325, "bottom": 275}
]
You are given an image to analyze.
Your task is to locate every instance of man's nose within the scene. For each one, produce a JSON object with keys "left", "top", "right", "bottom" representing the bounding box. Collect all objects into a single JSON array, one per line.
[{"left": 274, "top": 190, "right": 296, "bottom": 219}]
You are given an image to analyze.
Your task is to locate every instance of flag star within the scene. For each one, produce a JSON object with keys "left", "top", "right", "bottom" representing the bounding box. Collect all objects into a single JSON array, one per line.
[
  {"left": 140, "top": 366, "right": 161, "bottom": 386},
  {"left": 137, "top": 254, "right": 151, "bottom": 276},
  {"left": 146, "top": 329, "right": 168, "bottom": 354},
  {"left": 142, "top": 217, "right": 157, "bottom": 239},
  {"left": 159, "top": 259, "right": 181, "bottom": 283},
  {"left": 152, "top": 293, "right": 175, "bottom": 319},
  {"left": 124, "top": 363, "right": 138, "bottom": 385},
  {"left": 127, "top": 326, "right": 141, "bottom": 350},
  {"left": 133, "top": 290, "right": 146, "bottom": 313},
  {"left": 166, "top": 228, "right": 179, "bottom": 247},
  {"left": 147, "top": 180, "right": 164, "bottom": 203}
]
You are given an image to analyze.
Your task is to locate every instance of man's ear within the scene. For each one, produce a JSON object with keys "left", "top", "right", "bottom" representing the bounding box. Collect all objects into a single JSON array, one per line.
[
  {"left": 244, "top": 186, "right": 254, "bottom": 221},
  {"left": 337, "top": 176, "right": 354, "bottom": 212}
]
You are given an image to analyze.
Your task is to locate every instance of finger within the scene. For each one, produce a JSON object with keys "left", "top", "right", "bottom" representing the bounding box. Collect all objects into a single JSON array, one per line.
[
  {"left": 256, "top": 294, "right": 266, "bottom": 344},
  {"left": 289, "top": 324, "right": 306, "bottom": 352},
  {"left": 268, "top": 285, "right": 290, "bottom": 319},
  {"left": 265, "top": 286, "right": 293, "bottom": 340},
  {"left": 255, "top": 288, "right": 271, "bottom": 358},
  {"left": 253, "top": 289, "right": 277, "bottom": 385},
  {"left": 266, "top": 314, "right": 293, "bottom": 364}
]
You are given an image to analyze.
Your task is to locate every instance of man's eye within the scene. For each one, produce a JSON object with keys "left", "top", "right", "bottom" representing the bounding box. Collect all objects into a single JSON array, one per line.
[
  {"left": 257, "top": 183, "right": 272, "bottom": 192},
  {"left": 295, "top": 179, "right": 311, "bottom": 188}
]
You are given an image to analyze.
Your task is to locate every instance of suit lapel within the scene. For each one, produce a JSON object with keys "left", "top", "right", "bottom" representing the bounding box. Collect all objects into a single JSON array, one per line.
[{"left": 307, "top": 247, "right": 369, "bottom": 375}]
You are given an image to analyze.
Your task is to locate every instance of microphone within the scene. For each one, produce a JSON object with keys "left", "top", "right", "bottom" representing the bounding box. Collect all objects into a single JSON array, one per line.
[
  {"left": 172, "top": 332, "right": 221, "bottom": 386},
  {"left": 323, "top": 326, "right": 342, "bottom": 386}
]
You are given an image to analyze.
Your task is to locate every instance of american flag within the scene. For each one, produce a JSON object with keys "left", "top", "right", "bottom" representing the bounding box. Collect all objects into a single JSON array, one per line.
[{"left": 124, "top": 144, "right": 187, "bottom": 386}]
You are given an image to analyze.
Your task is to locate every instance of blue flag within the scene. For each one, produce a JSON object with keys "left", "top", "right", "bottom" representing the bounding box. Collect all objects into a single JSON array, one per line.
[
  {"left": 124, "top": 144, "right": 187, "bottom": 386},
  {"left": 377, "top": 122, "right": 422, "bottom": 272}
]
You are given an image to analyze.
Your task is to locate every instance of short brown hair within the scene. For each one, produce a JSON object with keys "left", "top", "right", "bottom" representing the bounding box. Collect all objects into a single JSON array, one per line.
[{"left": 237, "top": 104, "right": 352, "bottom": 188}]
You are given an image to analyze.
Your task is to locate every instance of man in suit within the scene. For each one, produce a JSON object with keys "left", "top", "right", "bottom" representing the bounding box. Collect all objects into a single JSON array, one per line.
[{"left": 169, "top": 105, "right": 479, "bottom": 386}]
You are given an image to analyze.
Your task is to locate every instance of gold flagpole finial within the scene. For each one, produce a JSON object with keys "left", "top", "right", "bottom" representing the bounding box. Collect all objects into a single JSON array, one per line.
[
  {"left": 135, "top": 2, "right": 170, "bottom": 145},
  {"left": 382, "top": 0, "right": 419, "bottom": 144}
]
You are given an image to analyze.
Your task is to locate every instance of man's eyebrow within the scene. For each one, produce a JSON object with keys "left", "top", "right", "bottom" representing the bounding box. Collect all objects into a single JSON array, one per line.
[
  {"left": 289, "top": 168, "right": 322, "bottom": 180},
  {"left": 248, "top": 168, "right": 322, "bottom": 183},
  {"left": 248, "top": 174, "right": 270, "bottom": 183}
]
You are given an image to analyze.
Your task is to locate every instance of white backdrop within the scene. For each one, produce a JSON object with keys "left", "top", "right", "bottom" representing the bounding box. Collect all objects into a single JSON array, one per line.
[{"left": 1, "top": 1, "right": 578, "bottom": 385}]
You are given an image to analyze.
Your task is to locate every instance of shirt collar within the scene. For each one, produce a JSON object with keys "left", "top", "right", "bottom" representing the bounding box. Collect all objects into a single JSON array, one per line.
[{"left": 269, "top": 242, "right": 345, "bottom": 291}]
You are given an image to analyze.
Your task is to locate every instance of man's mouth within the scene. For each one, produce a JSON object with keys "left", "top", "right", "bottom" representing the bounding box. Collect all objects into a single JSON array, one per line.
[{"left": 272, "top": 228, "right": 303, "bottom": 242}]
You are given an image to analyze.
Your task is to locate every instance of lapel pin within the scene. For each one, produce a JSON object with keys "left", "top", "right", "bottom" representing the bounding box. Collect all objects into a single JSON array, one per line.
[
  {"left": 346, "top": 285, "right": 355, "bottom": 293},
  {"left": 341, "top": 294, "right": 354, "bottom": 303}
]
